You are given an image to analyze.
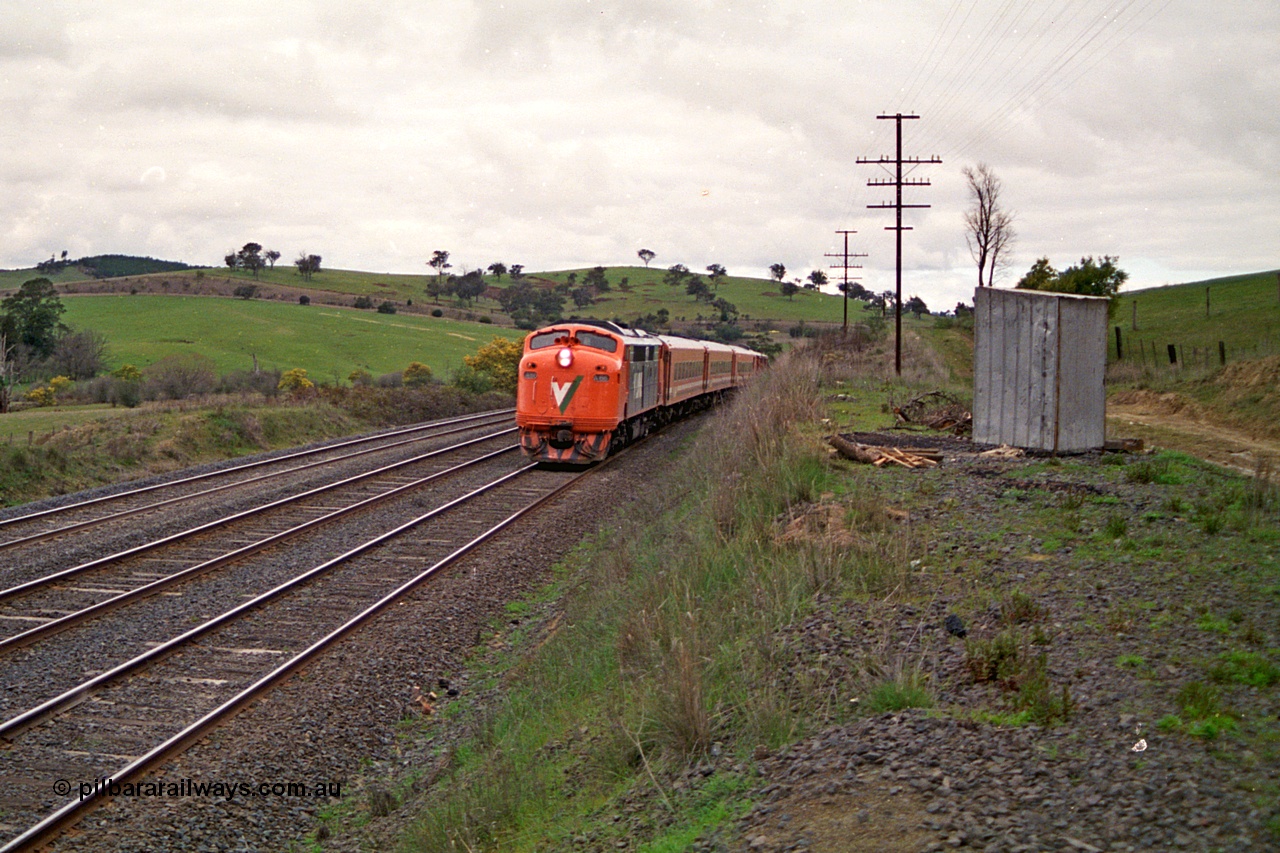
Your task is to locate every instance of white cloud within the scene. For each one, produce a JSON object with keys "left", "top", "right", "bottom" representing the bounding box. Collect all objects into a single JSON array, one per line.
[{"left": 0, "top": 0, "right": 1275, "bottom": 312}]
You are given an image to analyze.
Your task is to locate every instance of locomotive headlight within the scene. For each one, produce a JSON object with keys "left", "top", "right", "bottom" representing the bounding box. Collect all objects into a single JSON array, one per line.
[{"left": 557, "top": 347, "right": 573, "bottom": 368}]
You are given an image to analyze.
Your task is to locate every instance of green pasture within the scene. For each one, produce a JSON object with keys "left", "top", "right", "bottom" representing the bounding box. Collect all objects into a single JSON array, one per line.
[
  {"left": 1112, "top": 270, "right": 1280, "bottom": 362},
  {"left": 531, "top": 265, "right": 861, "bottom": 325},
  {"left": 0, "top": 266, "right": 103, "bottom": 290},
  {"left": 61, "top": 295, "right": 521, "bottom": 381},
  {"left": 178, "top": 264, "right": 863, "bottom": 325},
  {"left": 0, "top": 404, "right": 140, "bottom": 444}
]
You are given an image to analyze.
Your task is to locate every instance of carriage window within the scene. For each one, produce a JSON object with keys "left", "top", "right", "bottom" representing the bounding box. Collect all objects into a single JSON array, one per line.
[{"left": 577, "top": 331, "right": 618, "bottom": 353}]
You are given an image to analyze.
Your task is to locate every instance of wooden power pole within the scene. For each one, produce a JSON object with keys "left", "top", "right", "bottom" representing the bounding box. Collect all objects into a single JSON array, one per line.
[
  {"left": 825, "top": 230, "right": 867, "bottom": 335},
  {"left": 857, "top": 114, "right": 940, "bottom": 375}
]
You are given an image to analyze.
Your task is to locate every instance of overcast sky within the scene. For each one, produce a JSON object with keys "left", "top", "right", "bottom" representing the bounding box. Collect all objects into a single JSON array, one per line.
[{"left": 2, "top": 1, "right": 1276, "bottom": 310}]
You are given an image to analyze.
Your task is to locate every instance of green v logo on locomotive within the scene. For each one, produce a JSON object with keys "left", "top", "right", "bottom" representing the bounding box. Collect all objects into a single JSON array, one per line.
[{"left": 551, "top": 376, "right": 582, "bottom": 413}]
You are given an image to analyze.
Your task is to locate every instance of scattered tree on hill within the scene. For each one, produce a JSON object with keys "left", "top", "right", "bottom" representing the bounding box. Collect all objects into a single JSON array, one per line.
[
  {"left": 451, "top": 270, "right": 487, "bottom": 304},
  {"left": 1015, "top": 255, "right": 1128, "bottom": 314},
  {"left": 265, "top": 249, "right": 281, "bottom": 269},
  {"left": 428, "top": 250, "right": 452, "bottom": 280},
  {"left": 497, "top": 282, "right": 565, "bottom": 329},
  {"left": 769, "top": 263, "right": 787, "bottom": 284},
  {"left": 583, "top": 266, "right": 610, "bottom": 292},
  {"left": 637, "top": 248, "right": 656, "bottom": 267},
  {"left": 706, "top": 264, "right": 727, "bottom": 289},
  {"left": 487, "top": 262, "right": 507, "bottom": 279},
  {"left": 685, "top": 275, "right": 711, "bottom": 302},
  {"left": 963, "top": 163, "right": 1016, "bottom": 288},
  {"left": 226, "top": 242, "right": 265, "bottom": 278},
  {"left": 509, "top": 264, "right": 525, "bottom": 279},
  {"left": 712, "top": 297, "right": 738, "bottom": 322},
  {"left": 780, "top": 279, "right": 799, "bottom": 300},
  {"left": 571, "top": 287, "right": 596, "bottom": 309},
  {"left": 905, "top": 295, "right": 929, "bottom": 317},
  {"left": 1, "top": 278, "right": 68, "bottom": 361},
  {"left": 464, "top": 337, "right": 522, "bottom": 394},
  {"left": 840, "top": 281, "right": 871, "bottom": 301},
  {"left": 295, "top": 253, "right": 322, "bottom": 281},
  {"left": 807, "top": 269, "right": 828, "bottom": 290},
  {"left": 663, "top": 264, "right": 690, "bottom": 288}
]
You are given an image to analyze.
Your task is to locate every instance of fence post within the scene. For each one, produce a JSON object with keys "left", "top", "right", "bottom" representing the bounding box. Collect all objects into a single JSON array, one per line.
[
  {"left": 1167, "top": 344, "right": 1177, "bottom": 365},
  {"left": 1206, "top": 286, "right": 1210, "bottom": 318},
  {"left": 1115, "top": 326, "right": 1123, "bottom": 360}
]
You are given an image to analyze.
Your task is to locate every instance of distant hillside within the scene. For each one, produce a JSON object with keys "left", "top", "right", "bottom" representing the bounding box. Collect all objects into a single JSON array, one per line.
[
  {"left": 1111, "top": 269, "right": 1280, "bottom": 362},
  {"left": 0, "top": 254, "right": 197, "bottom": 288}
]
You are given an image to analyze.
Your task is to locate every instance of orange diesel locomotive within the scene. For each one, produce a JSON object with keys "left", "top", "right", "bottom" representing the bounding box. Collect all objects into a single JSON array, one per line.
[{"left": 516, "top": 320, "right": 766, "bottom": 463}]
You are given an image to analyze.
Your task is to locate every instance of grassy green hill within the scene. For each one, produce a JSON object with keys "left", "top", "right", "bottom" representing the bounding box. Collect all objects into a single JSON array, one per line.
[
  {"left": 62, "top": 295, "right": 521, "bottom": 381},
  {"left": 1111, "top": 270, "right": 1280, "bottom": 363},
  {"left": 527, "top": 266, "right": 860, "bottom": 325},
  {"left": 5, "top": 260, "right": 862, "bottom": 325}
]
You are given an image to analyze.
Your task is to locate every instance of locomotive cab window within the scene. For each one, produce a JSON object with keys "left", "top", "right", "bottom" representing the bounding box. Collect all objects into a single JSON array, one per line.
[
  {"left": 529, "top": 332, "right": 563, "bottom": 350},
  {"left": 577, "top": 331, "right": 618, "bottom": 353}
]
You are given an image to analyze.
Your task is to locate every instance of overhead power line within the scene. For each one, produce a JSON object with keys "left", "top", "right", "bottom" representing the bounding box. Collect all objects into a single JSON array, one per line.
[{"left": 857, "top": 114, "right": 941, "bottom": 376}]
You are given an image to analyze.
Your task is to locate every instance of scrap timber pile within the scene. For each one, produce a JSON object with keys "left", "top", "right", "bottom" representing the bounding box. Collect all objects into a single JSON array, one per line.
[
  {"left": 891, "top": 390, "right": 972, "bottom": 434},
  {"left": 827, "top": 435, "right": 942, "bottom": 469}
]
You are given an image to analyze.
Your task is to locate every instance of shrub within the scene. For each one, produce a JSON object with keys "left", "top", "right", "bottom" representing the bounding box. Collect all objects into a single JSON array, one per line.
[
  {"left": 353, "top": 295, "right": 374, "bottom": 309},
  {"left": 348, "top": 369, "right": 374, "bottom": 387},
  {"left": 111, "top": 378, "right": 142, "bottom": 408},
  {"left": 112, "top": 364, "right": 143, "bottom": 382},
  {"left": 451, "top": 364, "right": 493, "bottom": 395},
  {"left": 463, "top": 337, "right": 522, "bottom": 395},
  {"left": 277, "top": 368, "right": 315, "bottom": 392},
  {"left": 143, "top": 353, "right": 217, "bottom": 400},
  {"left": 402, "top": 361, "right": 433, "bottom": 387},
  {"left": 299, "top": 294, "right": 311, "bottom": 305},
  {"left": 431, "top": 308, "right": 443, "bottom": 317},
  {"left": 233, "top": 283, "right": 258, "bottom": 299},
  {"left": 217, "top": 369, "right": 283, "bottom": 396},
  {"left": 377, "top": 301, "right": 396, "bottom": 314}
]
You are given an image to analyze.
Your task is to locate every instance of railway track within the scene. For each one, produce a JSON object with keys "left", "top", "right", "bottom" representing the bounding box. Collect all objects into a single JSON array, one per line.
[
  {"left": 0, "top": 454, "right": 594, "bottom": 852},
  {"left": 0, "top": 409, "right": 514, "bottom": 556},
  {"left": 0, "top": 428, "right": 519, "bottom": 651}
]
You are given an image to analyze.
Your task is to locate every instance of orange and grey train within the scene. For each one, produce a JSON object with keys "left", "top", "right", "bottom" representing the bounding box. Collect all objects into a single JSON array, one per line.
[{"left": 516, "top": 320, "right": 767, "bottom": 463}]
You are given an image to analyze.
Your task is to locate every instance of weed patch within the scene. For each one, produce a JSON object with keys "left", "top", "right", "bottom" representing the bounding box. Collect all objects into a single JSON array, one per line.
[{"left": 1210, "top": 651, "right": 1280, "bottom": 687}]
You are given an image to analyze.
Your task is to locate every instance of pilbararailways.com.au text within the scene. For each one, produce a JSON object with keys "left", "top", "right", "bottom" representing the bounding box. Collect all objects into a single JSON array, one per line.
[{"left": 55, "top": 777, "right": 342, "bottom": 802}]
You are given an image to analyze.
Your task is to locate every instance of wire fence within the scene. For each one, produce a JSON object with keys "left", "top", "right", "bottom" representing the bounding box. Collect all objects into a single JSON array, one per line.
[{"left": 1109, "top": 326, "right": 1280, "bottom": 371}]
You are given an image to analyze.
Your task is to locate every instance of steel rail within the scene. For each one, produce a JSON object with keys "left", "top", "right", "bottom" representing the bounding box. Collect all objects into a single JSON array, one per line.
[
  {"left": 0, "top": 444, "right": 520, "bottom": 653},
  {"left": 0, "top": 461, "right": 543, "bottom": 743},
  {"left": 0, "top": 461, "right": 590, "bottom": 853},
  {"left": 0, "top": 409, "right": 515, "bottom": 550},
  {"left": 0, "top": 427, "right": 518, "bottom": 604}
]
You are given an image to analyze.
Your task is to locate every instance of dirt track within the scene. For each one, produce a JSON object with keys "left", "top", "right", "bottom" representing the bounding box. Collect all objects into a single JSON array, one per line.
[{"left": 1107, "top": 400, "right": 1279, "bottom": 478}]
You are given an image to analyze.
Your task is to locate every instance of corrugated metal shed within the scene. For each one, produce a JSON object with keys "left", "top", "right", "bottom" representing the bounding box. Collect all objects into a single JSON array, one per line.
[{"left": 973, "top": 287, "right": 1108, "bottom": 452}]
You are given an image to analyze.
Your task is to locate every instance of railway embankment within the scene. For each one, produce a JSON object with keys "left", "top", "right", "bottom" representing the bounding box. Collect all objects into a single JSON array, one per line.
[{"left": 305, "top": 339, "right": 1278, "bottom": 853}]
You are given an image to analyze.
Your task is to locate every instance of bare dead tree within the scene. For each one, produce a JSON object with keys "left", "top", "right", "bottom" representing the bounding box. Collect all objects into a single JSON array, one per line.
[{"left": 963, "top": 163, "right": 1015, "bottom": 288}]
